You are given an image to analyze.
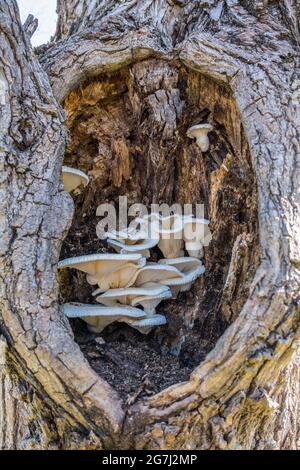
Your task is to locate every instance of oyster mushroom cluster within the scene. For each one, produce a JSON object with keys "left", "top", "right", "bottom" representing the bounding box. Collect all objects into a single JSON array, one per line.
[{"left": 59, "top": 210, "right": 211, "bottom": 335}]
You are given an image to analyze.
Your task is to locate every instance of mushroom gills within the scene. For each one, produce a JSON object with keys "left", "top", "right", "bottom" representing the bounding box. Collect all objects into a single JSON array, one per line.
[
  {"left": 130, "top": 315, "right": 167, "bottom": 335},
  {"left": 107, "top": 225, "right": 148, "bottom": 243},
  {"left": 95, "top": 285, "right": 172, "bottom": 315},
  {"left": 131, "top": 291, "right": 172, "bottom": 315},
  {"left": 62, "top": 302, "right": 148, "bottom": 334},
  {"left": 158, "top": 257, "right": 205, "bottom": 297},
  {"left": 183, "top": 218, "right": 211, "bottom": 259},
  {"left": 58, "top": 253, "right": 146, "bottom": 292},
  {"left": 62, "top": 166, "right": 89, "bottom": 193},
  {"left": 128, "top": 263, "right": 184, "bottom": 287},
  {"left": 154, "top": 215, "right": 185, "bottom": 259},
  {"left": 107, "top": 237, "right": 158, "bottom": 258}
]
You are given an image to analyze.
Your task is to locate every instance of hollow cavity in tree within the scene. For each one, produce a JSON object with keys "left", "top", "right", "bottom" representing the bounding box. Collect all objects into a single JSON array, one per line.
[{"left": 59, "top": 60, "right": 259, "bottom": 400}]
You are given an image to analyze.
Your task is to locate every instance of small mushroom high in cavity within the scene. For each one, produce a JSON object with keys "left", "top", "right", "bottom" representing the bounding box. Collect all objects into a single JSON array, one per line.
[
  {"left": 187, "top": 123, "right": 213, "bottom": 152},
  {"left": 58, "top": 253, "right": 146, "bottom": 292},
  {"left": 62, "top": 166, "right": 89, "bottom": 193},
  {"left": 62, "top": 302, "right": 147, "bottom": 333},
  {"left": 158, "top": 257, "right": 205, "bottom": 297},
  {"left": 95, "top": 284, "right": 172, "bottom": 315}
]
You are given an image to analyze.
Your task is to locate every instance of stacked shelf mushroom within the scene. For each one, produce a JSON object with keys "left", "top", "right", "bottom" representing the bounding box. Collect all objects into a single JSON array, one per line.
[{"left": 60, "top": 166, "right": 211, "bottom": 335}]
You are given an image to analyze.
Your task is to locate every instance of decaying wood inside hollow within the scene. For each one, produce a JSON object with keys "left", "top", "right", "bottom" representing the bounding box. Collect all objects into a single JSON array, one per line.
[{"left": 59, "top": 60, "right": 259, "bottom": 399}]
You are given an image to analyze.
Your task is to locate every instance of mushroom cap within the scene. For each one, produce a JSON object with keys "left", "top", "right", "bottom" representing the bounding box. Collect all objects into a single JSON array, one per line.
[
  {"left": 62, "top": 166, "right": 89, "bottom": 193},
  {"left": 185, "top": 241, "right": 203, "bottom": 250},
  {"left": 158, "top": 257, "right": 205, "bottom": 289},
  {"left": 58, "top": 253, "right": 146, "bottom": 290},
  {"left": 141, "top": 215, "right": 185, "bottom": 258},
  {"left": 158, "top": 237, "right": 184, "bottom": 259},
  {"left": 62, "top": 303, "right": 165, "bottom": 334},
  {"left": 184, "top": 242, "right": 204, "bottom": 259},
  {"left": 137, "top": 213, "right": 184, "bottom": 239},
  {"left": 129, "top": 263, "right": 184, "bottom": 287},
  {"left": 107, "top": 238, "right": 158, "bottom": 255},
  {"left": 62, "top": 302, "right": 147, "bottom": 334},
  {"left": 159, "top": 256, "right": 203, "bottom": 272},
  {"left": 132, "top": 291, "right": 172, "bottom": 314},
  {"left": 58, "top": 253, "right": 146, "bottom": 275},
  {"left": 106, "top": 227, "right": 148, "bottom": 245},
  {"left": 63, "top": 302, "right": 145, "bottom": 319},
  {"left": 187, "top": 124, "right": 213, "bottom": 139},
  {"left": 132, "top": 285, "right": 171, "bottom": 299},
  {"left": 94, "top": 285, "right": 171, "bottom": 306},
  {"left": 130, "top": 314, "right": 167, "bottom": 334}
]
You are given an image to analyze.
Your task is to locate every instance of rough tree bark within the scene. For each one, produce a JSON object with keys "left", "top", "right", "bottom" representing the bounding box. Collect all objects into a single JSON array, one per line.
[{"left": 0, "top": 0, "right": 299, "bottom": 450}]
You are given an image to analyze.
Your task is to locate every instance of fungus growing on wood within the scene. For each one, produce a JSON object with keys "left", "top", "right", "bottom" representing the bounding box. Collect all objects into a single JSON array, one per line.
[
  {"left": 58, "top": 253, "right": 146, "bottom": 292},
  {"left": 130, "top": 314, "right": 167, "bottom": 334},
  {"left": 147, "top": 215, "right": 185, "bottom": 259},
  {"left": 183, "top": 217, "right": 212, "bottom": 258},
  {"left": 95, "top": 285, "right": 172, "bottom": 315},
  {"left": 62, "top": 166, "right": 89, "bottom": 193},
  {"left": 107, "top": 237, "right": 158, "bottom": 258},
  {"left": 157, "top": 230, "right": 184, "bottom": 259},
  {"left": 62, "top": 302, "right": 147, "bottom": 333},
  {"left": 159, "top": 257, "right": 205, "bottom": 297},
  {"left": 107, "top": 226, "right": 148, "bottom": 245},
  {"left": 186, "top": 123, "right": 213, "bottom": 152},
  {"left": 129, "top": 263, "right": 184, "bottom": 287}
]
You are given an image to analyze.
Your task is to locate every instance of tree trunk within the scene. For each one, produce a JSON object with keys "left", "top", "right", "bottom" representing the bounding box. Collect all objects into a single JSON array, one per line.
[{"left": 0, "top": 0, "right": 299, "bottom": 450}]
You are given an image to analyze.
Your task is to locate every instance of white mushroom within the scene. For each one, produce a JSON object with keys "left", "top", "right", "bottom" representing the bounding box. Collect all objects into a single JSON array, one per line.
[
  {"left": 187, "top": 124, "right": 213, "bottom": 152},
  {"left": 131, "top": 288, "right": 172, "bottom": 315},
  {"left": 62, "top": 302, "right": 147, "bottom": 333},
  {"left": 128, "top": 263, "right": 184, "bottom": 287},
  {"left": 158, "top": 228, "right": 184, "bottom": 259},
  {"left": 158, "top": 257, "right": 205, "bottom": 297},
  {"left": 130, "top": 314, "right": 167, "bottom": 334},
  {"left": 62, "top": 166, "right": 89, "bottom": 193},
  {"left": 183, "top": 217, "right": 212, "bottom": 258},
  {"left": 58, "top": 253, "right": 146, "bottom": 293},
  {"left": 137, "top": 212, "right": 181, "bottom": 234},
  {"left": 95, "top": 284, "right": 172, "bottom": 315},
  {"left": 107, "top": 238, "right": 158, "bottom": 259},
  {"left": 148, "top": 215, "right": 185, "bottom": 259},
  {"left": 106, "top": 226, "right": 148, "bottom": 245}
]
